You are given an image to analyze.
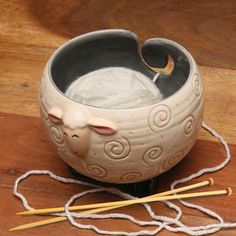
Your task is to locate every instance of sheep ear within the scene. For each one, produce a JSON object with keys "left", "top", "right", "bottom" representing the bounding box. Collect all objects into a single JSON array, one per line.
[
  {"left": 48, "top": 107, "right": 63, "bottom": 124},
  {"left": 88, "top": 117, "right": 117, "bottom": 135}
]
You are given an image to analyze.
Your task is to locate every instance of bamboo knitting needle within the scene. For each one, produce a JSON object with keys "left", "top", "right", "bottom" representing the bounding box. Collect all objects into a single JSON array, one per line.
[
  {"left": 10, "top": 187, "right": 232, "bottom": 231},
  {"left": 21, "top": 188, "right": 233, "bottom": 214},
  {"left": 17, "top": 178, "right": 214, "bottom": 216},
  {"left": 10, "top": 205, "right": 122, "bottom": 231}
]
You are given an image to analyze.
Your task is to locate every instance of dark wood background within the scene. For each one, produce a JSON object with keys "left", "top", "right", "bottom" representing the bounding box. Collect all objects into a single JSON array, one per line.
[{"left": 0, "top": 1, "right": 236, "bottom": 235}]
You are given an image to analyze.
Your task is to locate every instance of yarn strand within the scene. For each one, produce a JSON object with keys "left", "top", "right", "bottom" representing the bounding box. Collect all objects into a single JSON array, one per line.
[{"left": 12, "top": 122, "right": 236, "bottom": 235}]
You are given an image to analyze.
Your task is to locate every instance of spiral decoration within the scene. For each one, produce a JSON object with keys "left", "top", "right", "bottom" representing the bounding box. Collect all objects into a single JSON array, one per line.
[
  {"left": 46, "top": 120, "right": 64, "bottom": 145},
  {"left": 161, "top": 150, "right": 184, "bottom": 172},
  {"left": 121, "top": 172, "right": 142, "bottom": 182},
  {"left": 182, "top": 115, "right": 195, "bottom": 136},
  {"left": 192, "top": 74, "right": 202, "bottom": 97},
  {"left": 50, "top": 126, "right": 64, "bottom": 144},
  {"left": 148, "top": 104, "right": 171, "bottom": 132},
  {"left": 86, "top": 164, "right": 108, "bottom": 178},
  {"left": 143, "top": 146, "right": 163, "bottom": 164},
  {"left": 104, "top": 136, "right": 131, "bottom": 160}
]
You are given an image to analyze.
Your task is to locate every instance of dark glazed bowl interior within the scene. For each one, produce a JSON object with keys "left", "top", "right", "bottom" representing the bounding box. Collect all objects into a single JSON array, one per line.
[{"left": 50, "top": 29, "right": 190, "bottom": 99}]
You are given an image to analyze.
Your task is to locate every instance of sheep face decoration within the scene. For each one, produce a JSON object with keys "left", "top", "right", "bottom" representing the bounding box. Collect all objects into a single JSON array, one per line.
[
  {"left": 39, "top": 29, "right": 204, "bottom": 184},
  {"left": 47, "top": 107, "right": 117, "bottom": 157}
]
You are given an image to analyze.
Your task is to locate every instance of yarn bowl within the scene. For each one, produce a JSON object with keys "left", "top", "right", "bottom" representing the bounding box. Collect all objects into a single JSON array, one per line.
[{"left": 39, "top": 29, "right": 204, "bottom": 184}]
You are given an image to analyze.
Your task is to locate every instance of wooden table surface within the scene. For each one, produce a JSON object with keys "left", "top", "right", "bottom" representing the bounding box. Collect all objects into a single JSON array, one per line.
[{"left": 0, "top": 1, "right": 235, "bottom": 235}]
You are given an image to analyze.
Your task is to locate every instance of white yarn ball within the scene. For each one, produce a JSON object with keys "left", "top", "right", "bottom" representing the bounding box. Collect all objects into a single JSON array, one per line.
[{"left": 65, "top": 67, "right": 163, "bottom": 109}]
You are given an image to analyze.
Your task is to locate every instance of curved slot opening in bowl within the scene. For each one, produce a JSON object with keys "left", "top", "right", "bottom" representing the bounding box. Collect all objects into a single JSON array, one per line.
[{"left": 49, "top": 30, "right": 191, "bottom": 109}]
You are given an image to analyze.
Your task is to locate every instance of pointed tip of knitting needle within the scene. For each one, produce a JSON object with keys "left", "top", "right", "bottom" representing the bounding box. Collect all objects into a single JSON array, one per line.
[
  {"left": 16, "top": 211, "right": 28, "bottom": 215},
  {"left": 9, "top": 224, "right": 30, "bottom": 231},
  {"left": 9, "top": 227, "right": 19, "bottom": 231}
]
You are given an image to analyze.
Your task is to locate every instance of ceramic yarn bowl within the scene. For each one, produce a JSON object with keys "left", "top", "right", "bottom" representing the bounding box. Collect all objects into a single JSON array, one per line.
[{"left": 40, "top": 29, "right": 204, "bottom": 184}]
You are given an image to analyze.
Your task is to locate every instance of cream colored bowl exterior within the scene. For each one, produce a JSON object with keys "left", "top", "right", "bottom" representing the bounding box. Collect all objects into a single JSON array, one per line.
[{"left": 40, "top": 55, "right": 203, "bottom": 184}]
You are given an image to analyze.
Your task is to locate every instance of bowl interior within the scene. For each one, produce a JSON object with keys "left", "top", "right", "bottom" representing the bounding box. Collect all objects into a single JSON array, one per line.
[{"left": 49, "top": 30, "right": 190, "bottom": 104}]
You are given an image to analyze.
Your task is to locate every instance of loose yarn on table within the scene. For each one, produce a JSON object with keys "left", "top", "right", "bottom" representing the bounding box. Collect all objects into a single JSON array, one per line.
[{"left": 13, "top": 122, "right": 236, "bottom": 235}]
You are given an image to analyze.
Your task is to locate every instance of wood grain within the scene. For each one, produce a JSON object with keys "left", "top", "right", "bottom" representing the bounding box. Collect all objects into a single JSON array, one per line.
[
  {"left": 0, "top": 112, "right": 236, "bottom": 236},
  {"left": 0, "top": 1, "right": 236, "bottom": 235},
  {"left": 0, "top": 0, "right": 235, "bottom": 144},
  {"left": 1, "top": 0, "right": 236, "bottom": 68}
]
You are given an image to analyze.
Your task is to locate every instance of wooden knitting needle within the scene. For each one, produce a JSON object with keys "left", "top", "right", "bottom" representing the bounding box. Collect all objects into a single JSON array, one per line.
[
  {"left": 10, "top": 205, "right": 122, "bottom": 231},
  {"left": 10, "top": 187, "right": 232, "bottom": 231},
  {"left": 17, "top": 178, "right": 214, "bottom": 216},
  {"left": 20, "top": 188, "right": 232, "bottom": 215}
]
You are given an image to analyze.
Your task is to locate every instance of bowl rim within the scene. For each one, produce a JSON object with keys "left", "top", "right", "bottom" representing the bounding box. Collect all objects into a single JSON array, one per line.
[{"left": 45, "top": 29, "right": 198, "bottom": 111}]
